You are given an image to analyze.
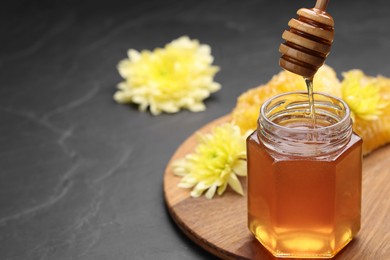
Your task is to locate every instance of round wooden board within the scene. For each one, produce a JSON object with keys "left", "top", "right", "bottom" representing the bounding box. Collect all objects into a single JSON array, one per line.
[{"left": 163, "top": 115, "right": 390, "bottom": 260}]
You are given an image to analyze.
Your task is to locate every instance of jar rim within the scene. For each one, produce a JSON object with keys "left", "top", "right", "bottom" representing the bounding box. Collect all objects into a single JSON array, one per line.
[
  {"left": 260, "top": 91, "right": 351, "bottom": 133},
  {"left": 258, "top": 91, "right": 353, "bottom": 156}
]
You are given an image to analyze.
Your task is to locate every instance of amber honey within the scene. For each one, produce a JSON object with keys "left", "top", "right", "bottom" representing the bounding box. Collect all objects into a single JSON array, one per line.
[{"left": 247, "top": 92, "right": 362, "bottom": 258}]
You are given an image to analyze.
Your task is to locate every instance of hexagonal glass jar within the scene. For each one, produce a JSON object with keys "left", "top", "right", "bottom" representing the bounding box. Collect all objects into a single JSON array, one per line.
[{"left": 247, "top": 92, "right": 362, "bottom": 258}]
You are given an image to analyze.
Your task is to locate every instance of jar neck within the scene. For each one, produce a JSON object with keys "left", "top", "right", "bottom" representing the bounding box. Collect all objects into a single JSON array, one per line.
[{"left": 258, "top": 91, "right": 353, "bottom": 157}]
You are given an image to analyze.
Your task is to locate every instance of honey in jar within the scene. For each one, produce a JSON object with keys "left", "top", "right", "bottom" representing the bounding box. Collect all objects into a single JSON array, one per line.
[{"left": 247, "top": 92, "right": 362, "bottom": 258}]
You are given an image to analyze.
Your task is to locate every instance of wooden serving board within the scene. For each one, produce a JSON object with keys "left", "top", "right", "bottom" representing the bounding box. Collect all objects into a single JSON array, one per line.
[{"left": 163, "top": 115, "right": 390, "bottom": 260}]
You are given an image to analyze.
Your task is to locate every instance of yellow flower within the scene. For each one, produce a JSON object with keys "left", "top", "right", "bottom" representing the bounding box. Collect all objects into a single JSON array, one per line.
[
  {"left": 341, "top": 70, "right": 388, "bottom": 120},
  {"left": 114, "top": 36, "right": 220, "bottom": 115},
  {"left": 173, "top": 123, "right": 247, "bottom": 199}
]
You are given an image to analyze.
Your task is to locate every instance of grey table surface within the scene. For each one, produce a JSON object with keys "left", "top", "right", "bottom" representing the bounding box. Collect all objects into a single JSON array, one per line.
[{"left": 1, "top": 0, "right": 390, "bottom": 259}]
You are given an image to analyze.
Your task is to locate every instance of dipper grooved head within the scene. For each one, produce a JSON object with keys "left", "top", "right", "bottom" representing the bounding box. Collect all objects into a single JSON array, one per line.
[{"left": 279, "top": 0, "right": 334, "bottom": 78}]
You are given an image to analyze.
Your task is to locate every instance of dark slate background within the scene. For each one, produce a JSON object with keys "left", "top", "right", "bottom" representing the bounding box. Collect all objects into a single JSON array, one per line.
[{"left": 1, "top": 0, "right": 389, "bottom": 259}]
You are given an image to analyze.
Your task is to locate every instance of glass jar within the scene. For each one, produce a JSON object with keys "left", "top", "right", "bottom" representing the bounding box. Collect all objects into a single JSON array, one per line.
[{"left": 247, "top": 91, "right": 362, "bottom": 258}]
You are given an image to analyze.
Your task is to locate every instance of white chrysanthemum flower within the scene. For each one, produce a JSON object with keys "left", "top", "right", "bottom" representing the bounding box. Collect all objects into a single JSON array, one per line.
[
  {"left": 114, "top": 36, "right": 220, "bottom": 115},
  {"left": 173, "top": 123, "right": 248, "bottom": 199}
]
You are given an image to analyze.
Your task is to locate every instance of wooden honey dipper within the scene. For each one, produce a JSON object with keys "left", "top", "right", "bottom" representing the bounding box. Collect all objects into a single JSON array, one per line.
[{"left": 279, "top": 0, "right": 334, "bottom": 78}]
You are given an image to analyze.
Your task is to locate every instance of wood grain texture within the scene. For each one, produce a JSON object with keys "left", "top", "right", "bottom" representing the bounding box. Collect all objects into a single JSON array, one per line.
[{"left": 164, "top": 115, "right": 390, "bottom": 260}]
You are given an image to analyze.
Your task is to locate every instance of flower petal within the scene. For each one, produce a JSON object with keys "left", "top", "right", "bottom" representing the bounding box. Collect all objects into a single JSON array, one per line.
[
  {"left": 190, "top": 189, "right": 204, "bottom": 198},
  {"left": 205, "top": 185, "right": 217, "bottom": 199},
  {"left": 233, "top": 160, "right": 247, "bottom": 176},
  {"left": 187, "top": 102, "right": 206, "bottom": 112},
  {"left": 228, "top": 174, "right": 244, "bottom": 196},
  {"left": 217, "top": 182, "right": 228, "bottom": 195}
]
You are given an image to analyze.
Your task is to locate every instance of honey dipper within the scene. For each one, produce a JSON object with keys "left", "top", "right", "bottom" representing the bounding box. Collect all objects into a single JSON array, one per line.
[{"left": 279, "top": 0, "right": 334, "bottom": 78}]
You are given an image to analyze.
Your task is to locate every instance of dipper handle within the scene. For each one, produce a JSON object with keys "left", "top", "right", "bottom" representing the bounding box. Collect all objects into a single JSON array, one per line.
[
  {"left": 279, "top": 0, "right": 334, "bottom": 78},
  {"left": 315, "top": 0, "right": 329, "bottom": 11}
]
